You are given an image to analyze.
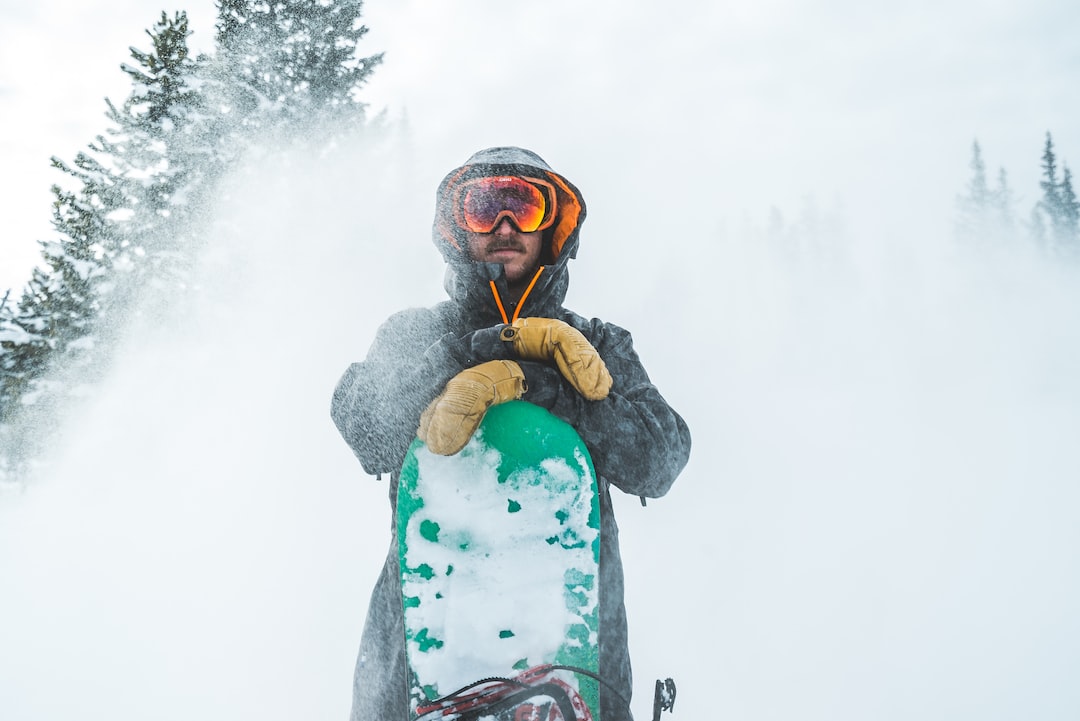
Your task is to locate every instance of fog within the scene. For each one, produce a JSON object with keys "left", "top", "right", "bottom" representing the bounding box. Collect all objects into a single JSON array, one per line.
[
  {"left": 4, "top": 1, "right": 1080, "bottom": 720},
  {"left": 3, "top": 125, "right": 1079, "bottom": 720}
]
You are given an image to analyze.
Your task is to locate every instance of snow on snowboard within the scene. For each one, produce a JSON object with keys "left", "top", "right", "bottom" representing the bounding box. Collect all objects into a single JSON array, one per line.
[{"left": 397, "top": 400, "right": 602, "bottom": 720}]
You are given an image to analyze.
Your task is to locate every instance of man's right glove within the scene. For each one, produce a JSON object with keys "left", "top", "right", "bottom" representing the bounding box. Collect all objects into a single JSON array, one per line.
[
  {"left": 418, "top": 360, "right": 527, "bottom": 456},
  {"left": 500, "top": 318, "right": 612, "bottom": 401}
]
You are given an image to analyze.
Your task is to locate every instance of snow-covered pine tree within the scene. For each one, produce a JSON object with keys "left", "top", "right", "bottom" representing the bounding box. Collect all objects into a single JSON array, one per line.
[
  {"left": 212, "top": 0, "right": 383, "bottom": 144},
  {"left": 0, "top": 12, "right": 211, "bottom": 479},
  {"left": 0, "top": 154, "right": 122, "bottom": 475},
  {"left": 190, "top": 0, "right": 386, "bottom": 321},
  {"left": 1, "top": 3, "right": 385, "bottom": 482},
  {"left": 101, "top": 11, "right": 225, "bottom": 316}
]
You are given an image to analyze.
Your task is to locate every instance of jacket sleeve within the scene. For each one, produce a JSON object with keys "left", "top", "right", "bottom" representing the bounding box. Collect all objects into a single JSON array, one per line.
[
  {"left": 521, "top": 317, "right": 691, "bottom": 499},
  {"left": 330, "top": 308, "right": 510, "bottom": 477}
]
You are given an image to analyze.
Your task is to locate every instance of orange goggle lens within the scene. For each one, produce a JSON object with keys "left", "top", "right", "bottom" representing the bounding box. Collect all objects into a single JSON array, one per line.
[{"left": 459, "top": 176, "right": 556, "bottom": 233}]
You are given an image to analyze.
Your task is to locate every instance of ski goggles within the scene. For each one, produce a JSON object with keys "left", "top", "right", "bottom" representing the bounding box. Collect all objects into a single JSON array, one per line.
[{"left": 451, "top": 175, "right": 558, "bottom": 234}]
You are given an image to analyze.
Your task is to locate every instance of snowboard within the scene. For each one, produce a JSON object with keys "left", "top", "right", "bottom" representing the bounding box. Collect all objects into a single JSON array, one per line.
[{"left": 397, "top": 400, "right": 602, "bottom": 720}]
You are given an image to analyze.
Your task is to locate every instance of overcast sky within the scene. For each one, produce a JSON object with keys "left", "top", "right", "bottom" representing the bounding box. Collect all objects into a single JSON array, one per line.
[{"left": 3, "top": 0, "right": 1080, "bottom": 291}]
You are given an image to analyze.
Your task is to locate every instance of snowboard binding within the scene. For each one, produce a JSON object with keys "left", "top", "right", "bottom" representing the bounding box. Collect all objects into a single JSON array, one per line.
[
  {"left": 414, "top": 665, "right": 592, "bottom": 721},
  {"left": 413, "top": 663, "right": 676, "bottom": 721},
  {"left": 651, "top": 677, "right": 677, "bottom": 721}
]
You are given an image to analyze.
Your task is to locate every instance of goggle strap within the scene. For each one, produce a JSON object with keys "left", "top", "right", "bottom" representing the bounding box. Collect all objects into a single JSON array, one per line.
[
  {"left": 488, "top": 266, "right": 546, "bottom": 325},
  {"left": 513, "top": 266, "right": 545, "bottom": 323},
  {"left": 489, "top": 280, "right": 509, "bottom": 324}
]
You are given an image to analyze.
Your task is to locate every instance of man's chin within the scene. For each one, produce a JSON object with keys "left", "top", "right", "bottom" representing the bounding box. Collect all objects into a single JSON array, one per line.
[{"left": 504, "top": 266, "right": 537, "bottom": 286}]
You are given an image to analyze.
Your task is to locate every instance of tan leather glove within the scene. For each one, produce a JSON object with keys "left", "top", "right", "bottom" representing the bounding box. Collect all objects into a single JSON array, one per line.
[
  {"left": 500, "top": 318, "right": 612, "bottom": 401},
  {"left": 418, "top": 360, "right": 527, "bottom": 455}
]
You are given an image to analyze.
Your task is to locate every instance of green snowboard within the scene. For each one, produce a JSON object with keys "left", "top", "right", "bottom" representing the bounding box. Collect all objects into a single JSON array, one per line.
[{"left": 397, "top": 400, "right": 602, "bottom": 720}]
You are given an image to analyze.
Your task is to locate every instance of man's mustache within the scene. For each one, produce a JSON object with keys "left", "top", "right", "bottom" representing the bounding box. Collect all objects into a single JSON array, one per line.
[{"left": 483, "top": 239, "right": 526, "bottom": 253}]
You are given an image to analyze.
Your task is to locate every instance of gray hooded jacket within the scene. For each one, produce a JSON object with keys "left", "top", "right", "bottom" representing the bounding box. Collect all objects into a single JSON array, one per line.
[{"left": 331, "top": 147, "right": 691, "bottom": 721}]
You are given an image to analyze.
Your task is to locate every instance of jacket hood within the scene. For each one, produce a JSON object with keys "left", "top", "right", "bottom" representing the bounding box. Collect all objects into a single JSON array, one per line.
[{"left": 432, "top": 147, "right": 587, "bottom": 323}]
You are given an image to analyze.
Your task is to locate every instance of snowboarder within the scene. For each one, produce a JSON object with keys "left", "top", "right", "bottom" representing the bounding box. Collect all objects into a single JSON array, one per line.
[{"left": 331, "top": 146, "right": 691, "bottom": 720}]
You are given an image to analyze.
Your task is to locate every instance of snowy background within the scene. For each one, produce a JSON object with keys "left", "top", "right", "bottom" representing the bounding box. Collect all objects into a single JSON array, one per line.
[{"left": 3, "top": 1, "right": 1080, "bottom": 720}]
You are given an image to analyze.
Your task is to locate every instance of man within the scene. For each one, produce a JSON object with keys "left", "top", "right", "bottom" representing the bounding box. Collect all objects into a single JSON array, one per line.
[{"left": 331, "top": 146, "right": 691, "bottom": 720}]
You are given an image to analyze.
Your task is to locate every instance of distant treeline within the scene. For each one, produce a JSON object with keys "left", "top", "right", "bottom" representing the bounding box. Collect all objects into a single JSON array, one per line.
[{"left": 956, "top": 133, "right": 1080, "bottom": 254}]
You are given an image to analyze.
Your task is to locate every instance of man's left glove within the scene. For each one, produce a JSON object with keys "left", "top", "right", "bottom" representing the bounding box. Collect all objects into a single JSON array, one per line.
[
  {"left": 501, "top": 317, "right": 612, "bottom": 401},
  {"left": 418, "top": 360, "right": 527, "bottom": 456}
]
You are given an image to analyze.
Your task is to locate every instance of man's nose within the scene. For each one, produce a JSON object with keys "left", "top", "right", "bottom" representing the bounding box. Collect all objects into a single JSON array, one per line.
[{"left": 493, "top": 217, "right": 517, "bottom": 236}]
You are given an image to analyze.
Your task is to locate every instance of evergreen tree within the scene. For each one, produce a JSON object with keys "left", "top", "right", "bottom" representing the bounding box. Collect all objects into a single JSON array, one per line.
[
  {"left": 1, "top": 3, "right": 384, "bottom": 481},
  {"left": 0, "top": 170, "right": 118, "bottom": 471},
  {"left": 1034, "top": 132, "right": 1079, "bottom": 254},
  {"left": 0, "top": 12, "right": 211, "bottom": 476},
  {"left": 1039, "top": 133, "right": 1061, "bottom": 214},
  {"left": 102, "top": 11, "right": 224, "bottom": 312},
  {"left": 966, "top": 140, "right": 992, "bottom": 210},
  {"left": 956, "top": 140, "right": 993, "bottom": 245},
  {"left": 1060, "top": 166, "right": 1080, "bottom": 245},
  {"left": 992, "top": 167, "right": 1015, "bottom": 231},
  {"left": 212, "top": 0, "right": 383, "bottom": 142},
  {"left": 956, "top": 139, "right": 1020, "bottom": 249}
]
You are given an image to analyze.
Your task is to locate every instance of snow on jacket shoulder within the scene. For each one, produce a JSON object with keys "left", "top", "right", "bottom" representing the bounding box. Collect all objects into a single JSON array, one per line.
[{"left": 330, "top": 304, "right": 504, "bottom": 478}]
